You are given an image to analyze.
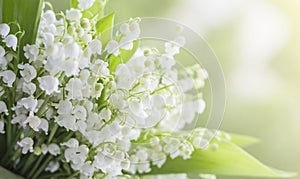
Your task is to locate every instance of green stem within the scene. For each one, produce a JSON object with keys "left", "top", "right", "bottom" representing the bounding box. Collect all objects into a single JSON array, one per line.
[
  {"left": 27, "top": 154, "right": 44, "bottom": 178},
  {"left": 31, "top": 155, "right": 52, "bottom": 179},
  {"left": 36, "top": 95, "right": 50, "bottom": 117},
  {"left": 20, "top": 154, "right": 37, "bottom": 176},
  {"left": 47, "top": 124, "right": 58, "bottom": 144},
  {"left": 66, "top": 171, "right": 80, "bottom": 179}
]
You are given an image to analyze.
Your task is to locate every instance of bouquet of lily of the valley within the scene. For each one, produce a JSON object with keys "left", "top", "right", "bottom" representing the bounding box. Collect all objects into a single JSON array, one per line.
[{"left": 0, "top": 0, "right": 296, "bottom": 179}]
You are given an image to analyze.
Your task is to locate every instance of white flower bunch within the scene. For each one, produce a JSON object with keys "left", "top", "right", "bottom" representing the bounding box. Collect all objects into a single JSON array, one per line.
[{"left": 0, "top": 1, "right": 210, "bottom": 179}]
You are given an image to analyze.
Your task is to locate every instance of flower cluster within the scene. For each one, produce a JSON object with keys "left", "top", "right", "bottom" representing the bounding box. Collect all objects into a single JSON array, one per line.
[{"left": 0, "top": 1, "right": 210, "bottom": 178}]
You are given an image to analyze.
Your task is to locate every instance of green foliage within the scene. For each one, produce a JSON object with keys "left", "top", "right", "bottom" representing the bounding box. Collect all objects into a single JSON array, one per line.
[
  {"left": 71, "top": 0, "right": 109, "bottom": 20},
  {"left": 109, "top": 40, "right": 139, "bottom": 72},
  {"left": 0, "top": 166, "right": 23, "bottom": 179},
  {"left": 148, "top": 137, "right": 296, "bottom": 178},
  {"left": 1, "top": 0, "right": 43, "bottom": 63},
  {"left": 96, "top": 12, "right": 115, "bottom": 45},
  {"left": 229, "top": 133, "right": 259, "bottom": 147}
]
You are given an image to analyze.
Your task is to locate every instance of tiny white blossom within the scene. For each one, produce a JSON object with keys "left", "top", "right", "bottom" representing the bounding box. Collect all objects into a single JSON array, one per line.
[
  {"left": 0, "top": 23, "right": 10, "bottom": 37},
  {"left": 64, "top": 42, "right": 81, "bottom": 58},
  {"left": 66, "top": 78, "right": 83, "bottom": 99},
  {"left": 62, "top": 60, "right": 79, "bottom": 77},
  {"left": 38, "top": 75, "right": 59, "bottom": 95},
  {"left": 48, "top": 143, "right": 60, "bottom": 156},
  {"left": 55, "top": 114, "right": 77, "bottom": 131},
  {"left": 11, "top": 114, "right": 27, "bottom": 128},
  {"left": 22, "top": 82, "right": 36, "bottom": 95},
  {"left": 43, "top": 10, "right": 56, "bottom": 24},
  {"left": 61, "top": 138, "right": 79, "bottom": 148},
  {"left": 39, "top": 118, "right": 49, "bottom": 134},
  {"left": 0, "top": 70, "right": 16, "bottom": 87},
  {"left": 45, "top": 161, "right": 60, "bottom": 173},
  {"left": 0, "top": 101, "right": 8, "bottom": 115},
  {"left": 3, "top": 34, "right": 18, "bottom": 51},
  {"left": 91, "top": 60, "right": 109, "bottom": 76},
  {"left": 18, "top": 64, "right": 37, "bottom": 82},
  {"left": 88, "top": 39, "right": 102, "bottom": 55},
  {"left": 99, "top": 108, "right": 112, "bottom": 122},
  {"left": 57, "top": 100, "right": 73, "bottom": 115},
  {"left": 24, "top": 111, "right": 41, "bottom": 131},
  {"left": 17, "top": 137, "right": 34, "bottom": 154},
  {"left": 41, "top": 32, "right": 55, "bottom": 46},
  {"left": 73, "top": 105, "right": 87, "bottom": 120},
  {"left": 64, "top": 145, "right": 88, "bottom": 164},
  {"left": 18, "top": 96, "right": 38, "bottom": 112},
  {"left": 78, "top": 0, "right": 95, "bottom": 10},
  {"left": 0, "top": 121, "right": 5, "bottom": 134},
  {"left": 66, "top": 8, "right": 82, "bottom": 22},
  {"left": 24, "top": 44, "right": 39, "bottom": 61},
  {"left": 0, "top": 46, "right": 5, "bottom": 57},
  {"left": 105, "top": 40, "right": 119, "bottom": 56}
]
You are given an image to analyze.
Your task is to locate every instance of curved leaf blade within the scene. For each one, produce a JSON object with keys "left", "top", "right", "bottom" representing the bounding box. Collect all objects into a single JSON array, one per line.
[
  {"left": 148, "top": 139, "right": 296, "bottom": 178},
  {"left": 0, "top": 166, "right": 23, "bottom": 179},
  {"left": 2, "top": 0, "right": 43, "bottom": 62},
  {"left": 96, "top": 12, "right": 115, "bottom": 45},
  {"left": 228, "top": 132, "right": 260, "bottom": 147}
]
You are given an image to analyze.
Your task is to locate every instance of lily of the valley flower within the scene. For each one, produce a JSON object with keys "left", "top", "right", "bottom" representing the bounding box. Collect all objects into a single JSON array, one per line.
[
  {"left": 0, "top": 23, "right": 10, "bottom": 37},
  {"left": 17, "top": 137, "right": 34, "bottom": 154},
  {"left": 3, "top": 34, "right": 18, "bottom": 51},
  {"left": 0, "top": 70, "right": 16, "bottom": 87},
  {"left": 38, "top": 75, "right": 59, "bottom": 95}
]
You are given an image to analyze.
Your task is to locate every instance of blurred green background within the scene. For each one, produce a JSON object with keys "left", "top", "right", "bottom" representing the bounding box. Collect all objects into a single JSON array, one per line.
[{"left": 49, "top": 0, "right": 300, "bottom": 178}]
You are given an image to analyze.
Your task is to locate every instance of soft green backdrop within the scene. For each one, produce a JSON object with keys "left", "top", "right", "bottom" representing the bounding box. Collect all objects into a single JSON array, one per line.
[{"left": 48, "top": 0, "right": 300, "bottom": 178}]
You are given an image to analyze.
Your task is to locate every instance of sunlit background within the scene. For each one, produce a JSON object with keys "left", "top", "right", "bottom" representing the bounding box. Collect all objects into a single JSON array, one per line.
[{"left": 49, "top": 0, "right": 300, "bottom": 178}]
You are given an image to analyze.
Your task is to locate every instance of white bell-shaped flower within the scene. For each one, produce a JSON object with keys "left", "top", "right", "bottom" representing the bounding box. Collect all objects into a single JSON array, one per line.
[
  {"left": 45, "top": 161, "right": 60, "bottom": 173},
  {"left": 23, "top": 44, "right": 39, "bottom": 61},
  {"left": 0, "top": 23, "right": 10, "bottom": 37},
  {"left": 0, "top": 70, "right": 16, "bottom": 87},
  {"left": 88, "top": 39, "right": 102, "bottom": 55},
  {"left": 57, "top": 100, "right": 73, "bottom": 115},
  {"left": 18, "top": 64, "right": 37, "bottom": 82},
  {"left": 17, "top": 137, "right": 34, "bottom": 154},
  {"left": 48, "top": 143, "right": 60, "bottom": 156},
  {"left": 0, "top": 101, "right": 8, "bottom": 115},
  {"left": 105, "top": 40, "right": 119, "bottom": 56},
  {"left": 3, "top": 34, "right": 18, "bottom": 51},
  {"left": 99, "top": 108, "right": 112, "bottom": 122},
  {"left": 18, "top": 96, "right": 38, "bottom": 112},
  {"left": 24, "top": 111, "right": 41, "bottom": 131},
  {"left": 66, "top": 8, "right": 82, "bottom": 22},
  {"left": 73, "top": 105, "right": 87, "bottom": 120},
  {"left": 55, "top": 114, "right": 77, "bottom": 131},
  {"left": 78, "top": 0, "right": 95, "bottom": 10},
  {"left": 22, "top": 82, "right": 36, "bottom": 95},
  {"left": 64, "top": 145, "right": 88, "bottom": 164},
  {"left": 66, "top": 78, "right": 83, "bottom": 99},
  {"left": 0, "top": 46, "right": 5, "bottom": 57},
  {"left": 38, "top": 75, "right": 59, "bottom": 95},
  {"left": 43, "top": 10, "right": 56, "bottom": 24},
  {"left": 38, "top": 118, "right": 49, "bottom": 134}
]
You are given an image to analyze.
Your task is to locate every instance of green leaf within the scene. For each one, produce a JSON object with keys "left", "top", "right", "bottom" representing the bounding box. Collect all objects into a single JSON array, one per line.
[
  {"left": 0, "top": 166, "right": 23, "bottom": 179},
  {"left": 148, "top": 139, "right": 296, "bottom": 178},
  {"left": 2, "top": 0, "right": 43, "bottom": 62},
  {"left": 96, "top": 12, "right": 115, "bottom": 45},
  {"left": 229, "top": 133, "right": 259, "bottom": 147},
  {"left": 71, "top": 0, "right": 108, "bottom": 20},
  {"left": 109, "top": 40, "right": 139, "bottom": 72}
]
